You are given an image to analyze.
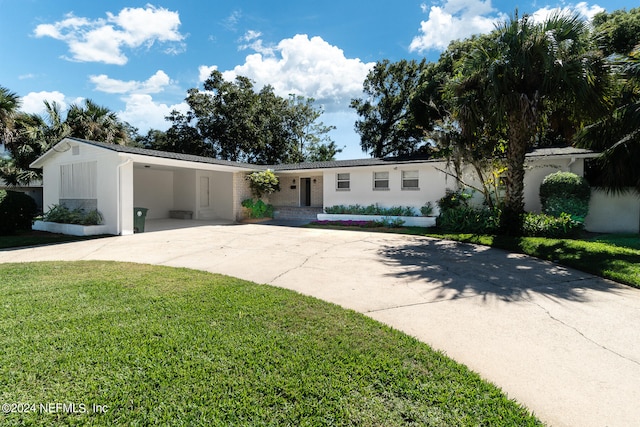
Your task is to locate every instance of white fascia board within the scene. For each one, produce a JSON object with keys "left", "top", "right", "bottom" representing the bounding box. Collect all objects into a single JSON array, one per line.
[{"left": 121, "top": 152, "right": 255, "bottom": 173}]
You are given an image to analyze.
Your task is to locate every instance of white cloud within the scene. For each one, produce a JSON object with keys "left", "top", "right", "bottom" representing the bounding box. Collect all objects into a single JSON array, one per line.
[
  {"left": 90, "top": 70, "right": 172, "bottom": 94},
  {"left": 33, "top": 5, "right": 185, "bottom": 65},
  {"left": 532, "top": 2, "right": 605, "bottom": 23},
  {"left": 117, "top": 94, "right": 188, "bottom": 132},
  {"left": 238, "top": 30, "right": 275, "bottom": 56},
  {"left": 198, "top": 65, "right": 218, "bottom": 82},
  {"left": 222, "top": 10, "right": 242, "bottom": 31},
  {"left": 218, "top": 34, "right": 374, "bottom": 109},
  {"left": 410, "top": 0, "right": 507, "bottom": 52},
  {"left": 21, "top": 91, "right": 68, "bottom": 115}
]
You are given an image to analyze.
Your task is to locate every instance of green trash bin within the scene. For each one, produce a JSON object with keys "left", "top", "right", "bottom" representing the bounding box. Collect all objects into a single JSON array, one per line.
[{"left": 133, "top": 207, "right": 148, "bottom": 233}]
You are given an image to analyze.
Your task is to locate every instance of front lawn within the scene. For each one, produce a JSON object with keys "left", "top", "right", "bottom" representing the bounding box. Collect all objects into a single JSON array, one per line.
[{"left": 0, "top": 261, "right": 541, "bottom": 426}]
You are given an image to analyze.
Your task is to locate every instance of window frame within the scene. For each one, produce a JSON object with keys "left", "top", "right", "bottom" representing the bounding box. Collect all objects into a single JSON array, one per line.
[
  {"left": 336, "top": 173, "right": 350, "bottom": 191},
  {"left": 373, "top": 171, "right": 389, "bottom": 190},
  {"left": 401, "top": 170, "right": 419, "bottom": 190}
]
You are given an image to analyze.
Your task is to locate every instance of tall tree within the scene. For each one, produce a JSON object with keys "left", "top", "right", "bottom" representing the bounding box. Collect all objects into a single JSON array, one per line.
[
  {"left": 286, "top": 95, "right": 340, "bottom": 162},
  {"left": 592, "top": 7, "right": 640, "bottom": 56},
  {"left": 0, "top": 85, "right": 20, "bottom": 148},
  {"left": 575, "top": 50, "right": 640, "bottom": 193},
  {"left": 66, "top": 99, "right": 129, "bottom": 144},
  {"left": 453, "top": 11, "right": 611, "bottom": 234},
  {"left": 351, "top": 59, "right": 429, "bottom": 158},
  {"left": 172, "top": 70, "right": 336, "bottom": 164}
]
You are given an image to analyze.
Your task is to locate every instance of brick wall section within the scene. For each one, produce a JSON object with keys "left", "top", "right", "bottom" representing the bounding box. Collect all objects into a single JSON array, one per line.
[
  {"left": 270, "top": 174, "right": 323, "bottom": 207},
  {"left": 310, "top": 175, "right": 323, "bottom": 207},
  {"left": 232, "top": 172, "right": 257, "bottom": 221}
]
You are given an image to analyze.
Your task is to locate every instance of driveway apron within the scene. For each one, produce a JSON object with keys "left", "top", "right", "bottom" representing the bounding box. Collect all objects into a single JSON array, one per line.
[{"left": 2, "top": 224, "right": 639, "bottom": 427}]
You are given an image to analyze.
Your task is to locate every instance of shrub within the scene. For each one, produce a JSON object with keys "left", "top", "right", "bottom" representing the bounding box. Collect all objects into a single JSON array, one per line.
[
  {"left": 540, "top": 172, "right": 591, "bottom": 222},
  {"left": 323, "top": 204, "right": 417, "bottom": 216},
  {"left": 522, "top": 212, "right": 583, "bottom": 238},
  {"left": 241, "top": 198, "right": 274, "bottom": 218},
  {"left": 420, "top": 202, "right": 434, "bottom": 217},
  {"left": 0, "top": 190, "right": 38, "bottom": 235},
  {"left": 246, "top": 170, "right": 280, "bottom": 198},
  {"left": 41, "top": 204, "right": 103, "bottom": 225},
  {"left": 380, "top": 217, "right": 406, "bottom": 228},
  {"left": 436, "top": 206, "right": 500, "bottom": 234},
  {"left": 437, "top": 189, "right": 472, "bottom": 213}
]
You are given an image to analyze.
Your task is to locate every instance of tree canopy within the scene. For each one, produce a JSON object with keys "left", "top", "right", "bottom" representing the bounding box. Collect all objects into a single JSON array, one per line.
[
  {"left": 164, "top": 70, "right": 338, "bottom": 164},
  {"left": 351, "top": 59, "right": 430, "bottom": 158},
  {"left": 592, "top": 7, "right": 640, "bottom": 56}
]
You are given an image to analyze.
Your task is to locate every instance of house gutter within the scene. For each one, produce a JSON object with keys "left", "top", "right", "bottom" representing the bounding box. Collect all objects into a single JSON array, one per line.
[{"left": 116, "top": 157, "right": 133, "bottom": 235}]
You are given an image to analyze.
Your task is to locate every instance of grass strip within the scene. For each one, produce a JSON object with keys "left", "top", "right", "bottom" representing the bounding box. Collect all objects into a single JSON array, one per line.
[{"left": 0, "top": 261, "right": 541, "bottom": 426}]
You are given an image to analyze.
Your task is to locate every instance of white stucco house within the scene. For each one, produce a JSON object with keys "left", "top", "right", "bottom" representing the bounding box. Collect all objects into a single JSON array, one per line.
[{"left": 29, "top": 137, "right": 639, "bottom": 235}]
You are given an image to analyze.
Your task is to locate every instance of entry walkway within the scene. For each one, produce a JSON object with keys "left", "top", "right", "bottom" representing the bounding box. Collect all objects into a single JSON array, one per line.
[{"left": 2, "top": 224, "right": 639, "bottom": 427}]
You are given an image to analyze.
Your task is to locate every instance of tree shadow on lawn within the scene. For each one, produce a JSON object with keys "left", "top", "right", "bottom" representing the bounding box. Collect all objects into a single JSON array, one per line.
[{"left": 377, "top": 237, "right": 625, "bottom": 304}]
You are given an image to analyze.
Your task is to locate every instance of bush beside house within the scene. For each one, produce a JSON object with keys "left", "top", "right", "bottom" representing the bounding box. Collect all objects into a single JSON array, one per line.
[
  {"left": 0, "top": 190, "right": 38, "bottom": 235},
  {"left": 242, "top": 170, "right": 279, "bottom": 219},
  {"left": 540, "top": 171, "right": 591, "bottom": 222}
]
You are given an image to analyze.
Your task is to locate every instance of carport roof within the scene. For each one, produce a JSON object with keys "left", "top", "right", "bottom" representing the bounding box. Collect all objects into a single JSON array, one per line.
[{"left": 60, "top": 138, "right": 265, "bottom": 171}]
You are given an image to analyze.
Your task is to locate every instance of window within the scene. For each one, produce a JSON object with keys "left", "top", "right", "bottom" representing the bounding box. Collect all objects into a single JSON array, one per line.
[
  {"left": 402, "top": 170, "right": 419, "bottom": 190},
  {"left": 336, "top": 173, "right": 350, "bottom": 190},
  {"left": 60, "top": 161, "right": 97, "bottom": 199},
  {"left": 373, "top": 171, "right": 389, "bottom": 190}
]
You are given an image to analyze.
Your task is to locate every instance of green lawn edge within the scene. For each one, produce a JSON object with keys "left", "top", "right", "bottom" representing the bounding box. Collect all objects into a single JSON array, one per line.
[{"left": 0, "top": 261, "right": 542, "bottom": 426}]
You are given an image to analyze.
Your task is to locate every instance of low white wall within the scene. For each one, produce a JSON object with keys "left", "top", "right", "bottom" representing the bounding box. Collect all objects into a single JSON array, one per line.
[
  {"left": 317, "top": 213, "right": 436, "bottom": 227},
  {"left": 585, "top": 190, "right": 640, "bottom": 233},
  {"left": 33, "top": 220, "right": 110, "bottom": 236}
]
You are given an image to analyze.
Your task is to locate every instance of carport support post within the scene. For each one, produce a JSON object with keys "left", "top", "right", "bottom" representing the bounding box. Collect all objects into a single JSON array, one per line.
[{"left": 117, "top": 158, "right": 134, "bottom": 235}]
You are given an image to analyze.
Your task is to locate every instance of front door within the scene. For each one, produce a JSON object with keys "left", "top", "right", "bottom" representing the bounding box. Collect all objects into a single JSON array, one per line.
[
  {"left": 200, "top": 176, "right": 210, "bottom": 207},
  {"left": 300, "top": 178, "right": 311, "bottom": 206}
]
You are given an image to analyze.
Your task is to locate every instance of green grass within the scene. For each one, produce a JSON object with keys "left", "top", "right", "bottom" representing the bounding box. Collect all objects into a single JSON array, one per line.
[
  {"left": 424, "top": 233, "right": 640, "bottom": 288},
  {"left": 0, "top": 261, "right": 541, "bottom": 426},
  {"left": 0, "top": 230, "right": 102, "bottom": 250}
]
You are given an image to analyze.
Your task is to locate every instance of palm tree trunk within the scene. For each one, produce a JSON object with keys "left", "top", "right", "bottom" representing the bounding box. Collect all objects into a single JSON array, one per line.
[{"left": 501, "top": 116, "right": 529, "bottom": 234}]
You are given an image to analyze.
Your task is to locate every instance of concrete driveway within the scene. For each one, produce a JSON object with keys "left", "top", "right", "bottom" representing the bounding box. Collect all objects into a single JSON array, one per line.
[{"left": 2, "top": 222, "right": 639, "bottom": 427}]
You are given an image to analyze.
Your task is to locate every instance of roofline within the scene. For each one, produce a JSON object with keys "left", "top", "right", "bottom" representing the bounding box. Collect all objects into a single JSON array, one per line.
[{"left": 30, "top": 137, "right": 598, "bottom": 171}]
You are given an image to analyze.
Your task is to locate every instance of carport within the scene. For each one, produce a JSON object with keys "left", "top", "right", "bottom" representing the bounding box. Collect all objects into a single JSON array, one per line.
[{"left": 31, "top": 138, "right": 258, "bottom": 236}]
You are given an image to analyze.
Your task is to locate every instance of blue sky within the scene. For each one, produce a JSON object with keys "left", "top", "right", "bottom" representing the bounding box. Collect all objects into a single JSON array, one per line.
[{"left": 0, "top": 0, "right": 633, "bottom": 159}]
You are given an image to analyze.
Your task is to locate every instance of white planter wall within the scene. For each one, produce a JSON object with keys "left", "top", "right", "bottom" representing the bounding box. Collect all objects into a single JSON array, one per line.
[
  {"left": 317, "top": 213, "right": 436, "bottom": 227},
  {"left": 32, "top": 220, "right": 110, "bottom": 236}
]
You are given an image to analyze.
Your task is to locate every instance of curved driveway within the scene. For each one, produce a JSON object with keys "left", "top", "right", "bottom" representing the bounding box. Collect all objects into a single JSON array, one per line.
[{"left": 3, "top": 223, "right": 640, "bottom": 426}]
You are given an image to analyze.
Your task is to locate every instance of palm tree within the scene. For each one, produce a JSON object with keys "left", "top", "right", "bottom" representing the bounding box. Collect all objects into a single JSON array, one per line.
[
  {"left": 42, "top": 100, "right": 71, "bottom": 144},
  {"left": 66, "top": 99, "right": 129, "bottom": 144},
  {"left": 0, "top": 85, "right": 21, "bottom": 146},
  {"left": 0, "top": 112, "right": 48, "bottom": 185},
  {"left": 575, "top": 50, "right": 640, "bottom": 193},
  {"left": 454, "top": 11, "right": 611, "bottom": 234}
]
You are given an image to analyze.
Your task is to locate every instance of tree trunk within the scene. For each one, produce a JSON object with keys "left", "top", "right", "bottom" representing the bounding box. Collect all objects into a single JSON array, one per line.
[{"left": 501, "top": 116, "right": 529, "bottom": 234}]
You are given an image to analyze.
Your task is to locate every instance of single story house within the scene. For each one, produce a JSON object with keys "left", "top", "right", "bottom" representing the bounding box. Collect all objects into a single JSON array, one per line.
[{"left": 29, "top": 137, "right": 639, "bottom": 235}]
